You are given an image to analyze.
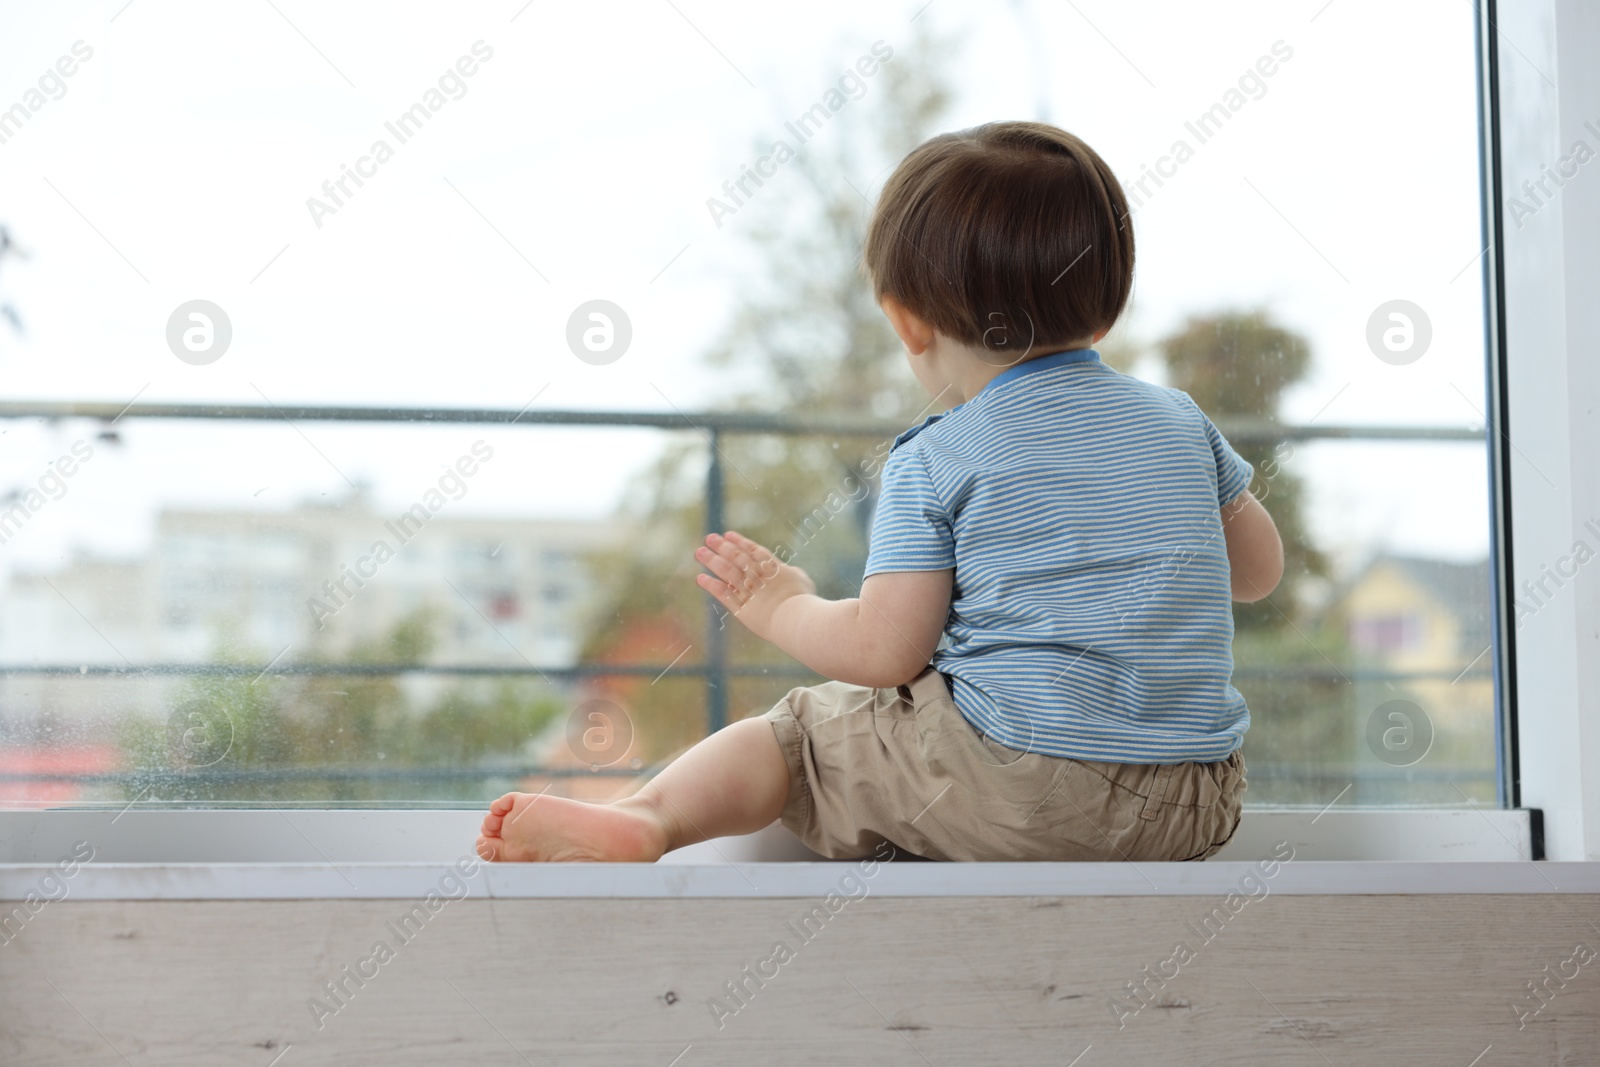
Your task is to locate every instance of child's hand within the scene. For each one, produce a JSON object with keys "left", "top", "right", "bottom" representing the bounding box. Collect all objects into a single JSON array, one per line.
[{"left": 694, "top": 531, "right": 815, "bottom": 642}]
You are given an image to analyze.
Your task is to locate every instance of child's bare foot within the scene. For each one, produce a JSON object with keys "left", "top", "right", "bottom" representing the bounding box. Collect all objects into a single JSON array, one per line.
[{"left": 475, "top": 791, "right": 671, "bottom": 863}]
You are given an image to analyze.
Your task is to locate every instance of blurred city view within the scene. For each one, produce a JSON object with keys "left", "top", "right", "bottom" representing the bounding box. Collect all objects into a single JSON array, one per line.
[
  {"left": 0, "top": 418, "right": 1499, "bottom": 808},
  {"left": 0, "top": 486, "right": 609, "bottom": 805},
  {"left": 0, "top": 2, "right": 1498, "bottom": 810}
]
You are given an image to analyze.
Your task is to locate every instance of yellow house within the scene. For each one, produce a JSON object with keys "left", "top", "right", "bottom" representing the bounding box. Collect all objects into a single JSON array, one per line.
[{"left": 1334, "top": 554, "right": 1494, "bottom": 736}]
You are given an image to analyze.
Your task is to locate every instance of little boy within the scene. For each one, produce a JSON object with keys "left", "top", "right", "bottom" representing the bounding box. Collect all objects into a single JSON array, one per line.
[{"left": 477, "top": 120, "right": 1283, "bottom": 864}]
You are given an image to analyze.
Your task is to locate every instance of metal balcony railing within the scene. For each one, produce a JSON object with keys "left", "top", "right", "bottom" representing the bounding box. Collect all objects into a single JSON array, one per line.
[{"left": 0, "top": 400, "right": 1491, "bottom": 790}]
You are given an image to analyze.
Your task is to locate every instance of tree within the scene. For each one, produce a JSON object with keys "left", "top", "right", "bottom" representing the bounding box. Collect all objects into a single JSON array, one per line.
[
  {"left": 579, "top": 22, "right": 960, "bottom": 761},
  {"left": 115, "top": 607, "right": 564, "bottom": 804}
]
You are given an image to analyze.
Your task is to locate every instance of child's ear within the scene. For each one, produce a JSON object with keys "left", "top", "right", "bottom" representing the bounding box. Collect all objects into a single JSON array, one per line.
[
  {"left": 1092, "top": 326, "right": 1110, "bottom": 343},
  {"left": 880, "top": 295, "right": 936, "bottom": 356}
]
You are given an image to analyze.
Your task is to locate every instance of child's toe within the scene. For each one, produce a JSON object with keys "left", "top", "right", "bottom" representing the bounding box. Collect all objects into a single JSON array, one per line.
[
  {"left": 476, "top": 835, "right": 501, "bottom": 862},
  {"left": 481, "top": 811, "right": 504, "bottom": 837},
  {"left": 488, "top": 793, "right": 518, "bottom": 817}
]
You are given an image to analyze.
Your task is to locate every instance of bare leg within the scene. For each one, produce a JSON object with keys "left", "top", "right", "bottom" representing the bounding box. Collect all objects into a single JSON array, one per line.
[{"left": 476, "top": 716, "right": 790, "bottom": 862}]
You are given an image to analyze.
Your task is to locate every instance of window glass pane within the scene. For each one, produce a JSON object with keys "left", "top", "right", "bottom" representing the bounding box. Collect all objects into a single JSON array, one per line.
[{"left": 0, "top": 0, "right": 1494, "bottom": 810}]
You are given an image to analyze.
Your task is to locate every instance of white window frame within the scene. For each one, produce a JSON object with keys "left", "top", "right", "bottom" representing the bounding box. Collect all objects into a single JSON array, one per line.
[
  {"left": 1495, "top": 0, "right": 1600, "bottom": 862},
  {"left": 2, "top": 0, "right": 1596, "bottom": 869}
]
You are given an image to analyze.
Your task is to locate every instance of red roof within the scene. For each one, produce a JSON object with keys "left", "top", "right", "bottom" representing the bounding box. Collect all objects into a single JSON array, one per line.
[{"left": 0, "top": 745, "right": 121, "bottom": 805}]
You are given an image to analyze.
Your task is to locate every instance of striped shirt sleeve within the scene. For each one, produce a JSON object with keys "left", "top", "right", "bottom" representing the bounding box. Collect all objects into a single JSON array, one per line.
[
  {"left": 864, "top": 445, "right": 955, "bottom": 575},
  {"left": 1197, "top": 404, "right": 1254, "bottom": 506}
]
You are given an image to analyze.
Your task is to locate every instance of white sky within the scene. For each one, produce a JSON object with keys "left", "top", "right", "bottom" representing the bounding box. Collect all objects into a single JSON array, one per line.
[{"left": 0, "top": 0, "right": 1500, "bottom": 586}]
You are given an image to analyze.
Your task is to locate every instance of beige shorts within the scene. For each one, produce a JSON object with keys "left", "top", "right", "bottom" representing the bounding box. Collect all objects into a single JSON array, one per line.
[{"left": 763, "top": 666, "right": 1246, "bottom": 862}]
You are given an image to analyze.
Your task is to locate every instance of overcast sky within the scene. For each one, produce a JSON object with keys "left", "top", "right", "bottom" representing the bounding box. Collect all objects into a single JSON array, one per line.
[{"left": 0, "top": 0, "right": 1501, "bottom": 587}]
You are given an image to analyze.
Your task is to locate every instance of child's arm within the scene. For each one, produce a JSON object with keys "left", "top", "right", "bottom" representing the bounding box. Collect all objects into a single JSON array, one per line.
[
  {"left": 695, "top": 531, "right": 951, "bottom": 688},
  {"left": 1220, "top": 489, "right": 1284, "bottom": 602}
]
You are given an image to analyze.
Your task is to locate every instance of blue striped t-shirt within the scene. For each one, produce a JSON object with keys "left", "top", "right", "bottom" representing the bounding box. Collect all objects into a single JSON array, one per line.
[{"left": 864, "top": 348, "right": 1254, "bottom": 764}]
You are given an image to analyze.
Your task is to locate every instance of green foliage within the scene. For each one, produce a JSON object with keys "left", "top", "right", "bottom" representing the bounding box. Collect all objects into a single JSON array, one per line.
[
  {"left": 1232, "top": 623, "right": 1356, "bottom": 804},
  {"left": 114, "top": 607, "right": 563, "bottom": 804},
  {"left": 1159, "top": 310, "right": 1310, "bottom": 416},
  {"left": 411, "top": 680, "right": 561, "bottom": 767}
]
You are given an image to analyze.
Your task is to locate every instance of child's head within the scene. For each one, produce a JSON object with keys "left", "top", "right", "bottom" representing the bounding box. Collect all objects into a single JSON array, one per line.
[{"left": 864, "top": 121, "right": 1134, "bottom": 363}]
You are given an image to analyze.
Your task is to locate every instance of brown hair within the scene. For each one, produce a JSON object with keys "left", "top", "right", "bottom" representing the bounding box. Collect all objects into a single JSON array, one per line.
[{"left": 863, "top": 121, "right": 1134, "bottom": 355}]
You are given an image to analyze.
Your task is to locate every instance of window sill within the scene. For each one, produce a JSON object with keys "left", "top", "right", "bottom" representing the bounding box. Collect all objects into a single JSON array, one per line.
[{"left": 0, "top": 806, "right": 1544, "bottom": 880}]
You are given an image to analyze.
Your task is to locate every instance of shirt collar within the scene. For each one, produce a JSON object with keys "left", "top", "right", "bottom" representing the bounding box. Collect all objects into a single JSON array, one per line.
[
  {"left": 891, "top": 347, "right": 1103, "bottom": 450},
  {"left": 892, "top": 411, "right": 945, "bottom": 450},
  {"left": 982, "top": 347, "right": 1101, "bottom": 393}
]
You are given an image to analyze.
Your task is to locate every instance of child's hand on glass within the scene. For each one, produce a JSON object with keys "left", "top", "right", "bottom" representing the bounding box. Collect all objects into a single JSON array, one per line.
[{"left": 694, "top": 530, "right": 815, "bottom": 641}]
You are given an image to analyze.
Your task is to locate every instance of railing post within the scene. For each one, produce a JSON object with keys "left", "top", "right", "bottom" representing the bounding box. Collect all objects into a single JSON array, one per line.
[{"left": 705, "top": 428, "right": 729, "bottom": 735}]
